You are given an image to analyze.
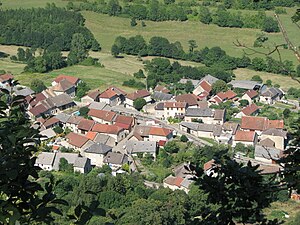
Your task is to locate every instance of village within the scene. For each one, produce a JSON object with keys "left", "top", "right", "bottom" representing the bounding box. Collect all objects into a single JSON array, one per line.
[{"left": 0, "top": 72, "right": 296, "bottom": 194}]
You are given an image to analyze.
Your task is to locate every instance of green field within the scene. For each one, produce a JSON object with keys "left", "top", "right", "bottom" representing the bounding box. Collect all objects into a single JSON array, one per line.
[{"left": 0, "top": 0, "right": 67, "bottom": 9}]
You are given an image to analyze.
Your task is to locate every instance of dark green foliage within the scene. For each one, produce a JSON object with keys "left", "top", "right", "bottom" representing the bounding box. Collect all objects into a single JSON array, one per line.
[
  {"left": 210, "top": 101, "right": 239, "bottom": 121},
  {"left": 107, "top": 0, "right": 122, "bottom": 16},
  {"left": 0, "top": 84, "right": 68, "bottom": 223},
  {"left": 30, "top": 79, "right": 46, "bottom": 93},
  {"left": 68, "top": 33, "right": 89, "bottom": 66},
  {"left": 262, "top": 17, "right": 280, "bottom": 33},
  {"left": 185, "top": 80, "right": 194, "bottom": 93},
  {"left": 76, "top": 82, "right": 91, "bottom": 99},
  {"left": 111, "top": 44, "right": 120, "bottom": 57},
  {"left": 211, "top": 80, "right": 228, "bottom": 95},
  {"left": 133, "top": 98, "right": 147, "bottom": 111},
  {"left": 193, "top": 154, "right": 275, "bottom": 224},
  {"left": 164, "top": 141, "right": 180, "bottom": 154},
  {"left": 60, "top": 146, "right": 74, "bottom": 153},
  {"left": 131, "top": 17, "right": 137, "bottom": 27},
  {"left": 134, "top": 69, "right": 146, "bottom": 79},
  {"left": 234, "top": 143, "right": 254, "bottom": 157},
  {"left": 239, "top": 99, "right": 249, "bottom": 107},
  {"left": 287, "top": 87, "right": 300, "bottom": 98},
  {"left": 123, "top": 79, "right": 145, "bottom": 89},
  {"left": 199, "top": 6, "right": 212, "bottom": 24},
  {"left": 79, "top": 57, "right": 101, "bottom": 66},
  {"left": 0, "top": 5, "right": 99, "bottom": 51},
  {"left": 79, "top": 106, "right": 90, "bottom": 118},
  {"left": 59, "top": 158, "right": 74, "bottom": 173},
  {"left": 53, "top": 126, "right": 64, "bottom": 134},
  {"left": 180, "top": 135, "right": 188, "bottom": 142}
]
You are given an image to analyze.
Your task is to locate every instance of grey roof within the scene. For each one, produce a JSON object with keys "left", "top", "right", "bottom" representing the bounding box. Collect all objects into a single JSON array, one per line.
[
  {"left": 262, "top": 128, "right": 287, "bottom": 138},
  {"left": 174, "top": 163, "right": 193, "bottom": 178},
  {"left": 180, "top": 175, "right": 194, "bottom": 188},
  {"left": 214, "top": 109, "right": 225, "bottom": 120},
  {"left": 134, "top": 125, "right": 151, "bottom": 137},
  {"left": 40, "top": 128, "right": 56, "bottom": 139},
  {"left": 201, "top": 75, "right": 219, "bottom": 85},
  {"left": 155, "top": 102, "right": 164, "bottom": 110},
  {"left": 55, "top": 113, "right": 71, "bottom": 123},
  {"left": 152, "top": 91, "right": 173, "bottom": 101},
  {"left": 229, "top": 80, "right": 262, "bottom": 90},
  {"left": 179, "top": 79, "right": 200, "bottom": 88},
  {"left": 15, "top": 87, "right": 34, "bottom": 96},
  {"left": 52, "top": 152, "right": 80, "bottom": 170},
  {"left": 35, "top": 152, "right": 56, "bottom": 165},
  {"left": 261, "top": 87, "right": 284, "bottom": 98},
  {"left": 94, "top": 133, "right": 115, "bottom": 147},
  {"left": 185, "top": 108, "right": 213, "bottom": 117},
  {"left": 49, "top": 93, "right": 74, "bottom": 107},
  {"left": 84, "top": 143, "right": 112, "bottom": 154},
  {"left": 74, "top": 157, "right": 89, "bottom": 168},
  {"left": 88, "top": 102, "right": 111, "bottom": 111},
  {"left": 103, "top": 152, "right": 128, "bottom": 165},
  {"left": 255, "top": 145, "right": 282, "bottom": 160},
  {"left": 126, "top": 141, "right": 157, "bottom": 154},
  {"left": 180, "top": 122, "right": 222, "bottom": 136}
]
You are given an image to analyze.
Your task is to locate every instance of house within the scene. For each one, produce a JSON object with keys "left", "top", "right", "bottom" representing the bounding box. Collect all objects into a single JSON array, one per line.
[
  {"left": 260, "top": 87, "right": 284, "bottom": 105},
  {"left": 260, "top": 128, "right": 287, "bottom": 150},
  {"left": 65, "top": 132, "right": 94, "bottom": 152},
  {"left": 149, "top": 127, "right": 173, "bottom": 142},
  {"left": 236, "top": 103, "right": 259, "bottom": 118},
  {"left": 179, "top": 78, "right": 200, "bottom": 88},
  {"left": 103, "top": 152, "right": 129, "bottom": 171},
  {"left": 88, "top": 101, "right": 110, "bottom": 111},
  {"left": 14, "top": 86, "right": 34, "bottom": 97},
  {"left": 229, "top": 80, "right": 263, "bottom": 90},
  {"left": 133, "top": 126, "right": 152, "bottom": 141},
  {"left": 51, "top": 79, "right": 76, "bottom": 97},
  {"left": 152, "top": 91, "right": 173, "bottom": 102},
  {"left": 48, "top": 93, "right": 75, "bottom": 113},
  {"left": 125, "top": 89, "right": 151, "bottom": 109},
  {"left": 0, "top": 73, "right": 14, "bottom": 87},
  {"left": 241, "top": 116, "right": 284, "bottom": 134},
  {"left": 241, "top": 90, "right": 258, "bottom": 104},
  {"left": 81, "top": 90, "right": 100, "bottom": 105},
  {"left": 254, "top": 145, "right": 283, "bottom": 164},
  {"left": 77, "top": 119, "right": 95, "bottom": 134},
  {"left": 99, "top": 86, "right": 126, "bottom": 106},
  {"left": 209, "top": 90, "right": 237, "bottom": 105},
  {"left": 163, "top": 175, "right": 193, "bottom": 193},
  {"left": 42, "top": 117, "right": 60, "bottom": 129},
  {"left": 164, "top": 101, "right": 187, "bottom": 119},
  {"left": 26, "top": 93, "right": 47, "bottom": 110},
  {"left": 154, "top": 84, "right": 170, "bottom": 93},
  {"left": 52, "top": 75, "right": 81, "bottom": 87},
  {"left": 92, "top": 124, "right": 126, "bottom": 143},
  {"left": 35, "top": 152, "right": 91, "bottom": 174},
  {"left": 193, "top": 80, "right": 212, "bottom": 98},
  {"left": 88, "top": 109, "right": 116, "bottom": 125},
  {"left": 232, "top": 130, "right": 258, "bottom": 147},
  {"left": 28, "top": 104, "right": 50, "bottom": 119},
  {"left": 65, "top": 115, "right": 83, "bottom": 133},
  {"left": 203, "top": 159, "right": 216, "bottom": 176},
  {"left": 83, "top": 143, "right": 112, "bottom": 167},
  {"left": 179, "top": 122, "right": 222, "bottom": 139},
  {"left": 184, "top": 108, "right": 225, "bottom": 125},
  {"left": 126, "top": 140, "right": 158, "bottom": 158},
  {"left": 55, "top": 113, "right": 71, "bottom": 129},
  {"left": 40, "top": 128, "right": 56, "bottom": 140},
  {"left": 93, "top": 133, "right": 116, "bottom": 147},
  {"left": 35, "top": 152, "right": 56, "bottom": 171},
  {"left": 154, "top": 102, "right": 165, "bottom": 119},
  {"left": 175, "top": 94, "right": 199, "bottom": 108},
  {"left": 201, "top": 75, "right": 219, "bottom": 85},
  {"left": 114, "top": 114, "right": 135, "bottom": 132}
]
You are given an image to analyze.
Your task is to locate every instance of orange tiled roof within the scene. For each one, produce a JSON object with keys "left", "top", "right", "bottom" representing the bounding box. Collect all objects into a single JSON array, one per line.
[
  {"left": 149, "top": 127, "right": 172, "bottom": 137},
  {"left": 241, "top": 103, "right": 259, "bottom": 116},
  {"left": 235, "top": 130, "right": 256, "bottom": 142},
  {"left": 92, "top": 124, "right": 124, "bottom": 134},
  {"left": 54, "top": 75, "right": 79, "bottom": 85},
  {"left": 199, "top": 80, "right": 212, "bottom": 93},
  {"left": 88, "top": 109, "right": 116, "bottom": 122},
  {"left": 164, "top": 102, "right": 187, "bottom": 108},
  {"left": 66, "top": 132, "right": 89, "bottom": 148}
]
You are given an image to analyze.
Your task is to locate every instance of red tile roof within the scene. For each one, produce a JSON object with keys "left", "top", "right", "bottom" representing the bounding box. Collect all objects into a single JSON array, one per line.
[
  {"left": 29, "top": 104, "right": 48, "bottom": 116},
  {"left": 77, "top": 119, "right": 95, "bottom": 131},
  {"left": 199, "top": 80, "right": 212, "bottom": 93},
  {"left": 241, "top": 103, "right": 259, "bottom": 116},
  {"left": 158, "top": 140, "right": 167, "bottom": 147},
  {"left": 85, "top": 131, "right": 98, "bottom": 140},
  {"left": 43, "top": 117, "right": 60, "bottom": 128},
  {"left": 164, "top": 176, "right": 184, "bottom": 187},
  {"left": 115, "top": 122, "right": 131, "bottom": 130},
  {"left": 175, "top": 94, "right": 198, "bottom": 106},
  {"left": 235, "top": 130, "right": 256, "bottom": 142},
  {"left": 154, "top": 85, "right": 170, "bottom": 93},
  {"left": 88, "top": 109, "right": 116, "bottom": 122},
  {"left": 52, "top": 145, "right": 60, "bottom": 151},
  {"left": 245, "top": 90, "right": 258, "bottom": 99},
  {"left": 66, "top": 132, "right": 89, "bottom": 148},
  {"left": 28, "top": 93, "right": 47, "bottom": 107},
  {"left": 216, "top": 90, "right": 237, "bottom": 101},
  {"left": 99, "top": 89, "right": 118, "bottom": 99},
  {"left": 241, "top": 116, "right": 268, "bottom": 131},
  {"left": 203, "top": 159, "right": 215, "bottom": 171},
  {"left": 0, "top": 74, "right": 14, "bottom": 82},
  {"left": 87, "top": 90, "right": 100, "bottom": 100},
  {"left": 92, "top": 124, "right": 124, "bottom": 134},
  {"left": 164, "top": 102, "right": 187, "bottom": 108},
  {"left": 268, "top": 120, "right": 284, "bottom": 129},
  {"left": 54, "top": 75, "right": 79, "bottom": 85},
  {"left": 52, "top": 79, "right": 74, "bottom": 92},
  {"left": 126, "top": 89, "right": 150, "bottom": 100},
  {"left": 149, "top": 127, "right": 172, "bottom": 137},
  {"left": 115, "top": 115, "right": 134, "bottom": 126}
]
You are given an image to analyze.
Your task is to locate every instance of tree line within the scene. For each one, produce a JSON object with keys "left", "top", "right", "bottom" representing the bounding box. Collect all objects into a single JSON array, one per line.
[
  {"left": 112, "top": 35, "right": 296, "bottom": 77},
  {"left": 199, "top": 6, "right": 280, "bottom": 32},
  {"left": 220, "top": 0, "right": 299, "bottom": 10},
  {"left": 0, "top": 4, "right": 100, "bottom": 51}
]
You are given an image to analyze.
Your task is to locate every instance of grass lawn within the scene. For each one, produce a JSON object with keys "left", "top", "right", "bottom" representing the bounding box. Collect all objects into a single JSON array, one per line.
[
  {"left": 199, "top": 137, "right": 217, "bottom": 145},
  {"left": 274, "top": 102, "right": 296, "bottom": 109},
  {"left": 146, "top": 164, "right": 172, "bottom": 183},
  {"left": 0, "top": 0, "right": 67, "bottom": 9},
  {"left": 234, "top": 68, "right": 300, "bottom": 91}
]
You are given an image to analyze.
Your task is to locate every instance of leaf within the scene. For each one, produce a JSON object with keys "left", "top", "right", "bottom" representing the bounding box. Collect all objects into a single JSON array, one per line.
[
  {"left": 74, "top": 205, "right": 82, "bottom": 218},
  {"left": 51, "top": 199, "right": 68, "bottom": 206}
]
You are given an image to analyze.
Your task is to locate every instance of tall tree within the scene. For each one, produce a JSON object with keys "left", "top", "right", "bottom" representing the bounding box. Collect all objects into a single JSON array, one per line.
[{"left": 67, "top": 33, "right": 89, "bottom": 66}]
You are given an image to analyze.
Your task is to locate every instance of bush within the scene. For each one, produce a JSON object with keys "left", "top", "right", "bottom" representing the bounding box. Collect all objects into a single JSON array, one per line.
[
  {"left": 180, "top": 135, "right": 188, "bottom": 142},
  {"left": 79, "top": 106, "right": 89, "bottom": 118},
  {"left": 133, "top": 98, "right": 147, "bottom": 111},
  {"left": 53, "top": 126, "right": 63, "bottom": 134},
  {"left": 30, "top": 79, "right": 47, "bottom": 93}
]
